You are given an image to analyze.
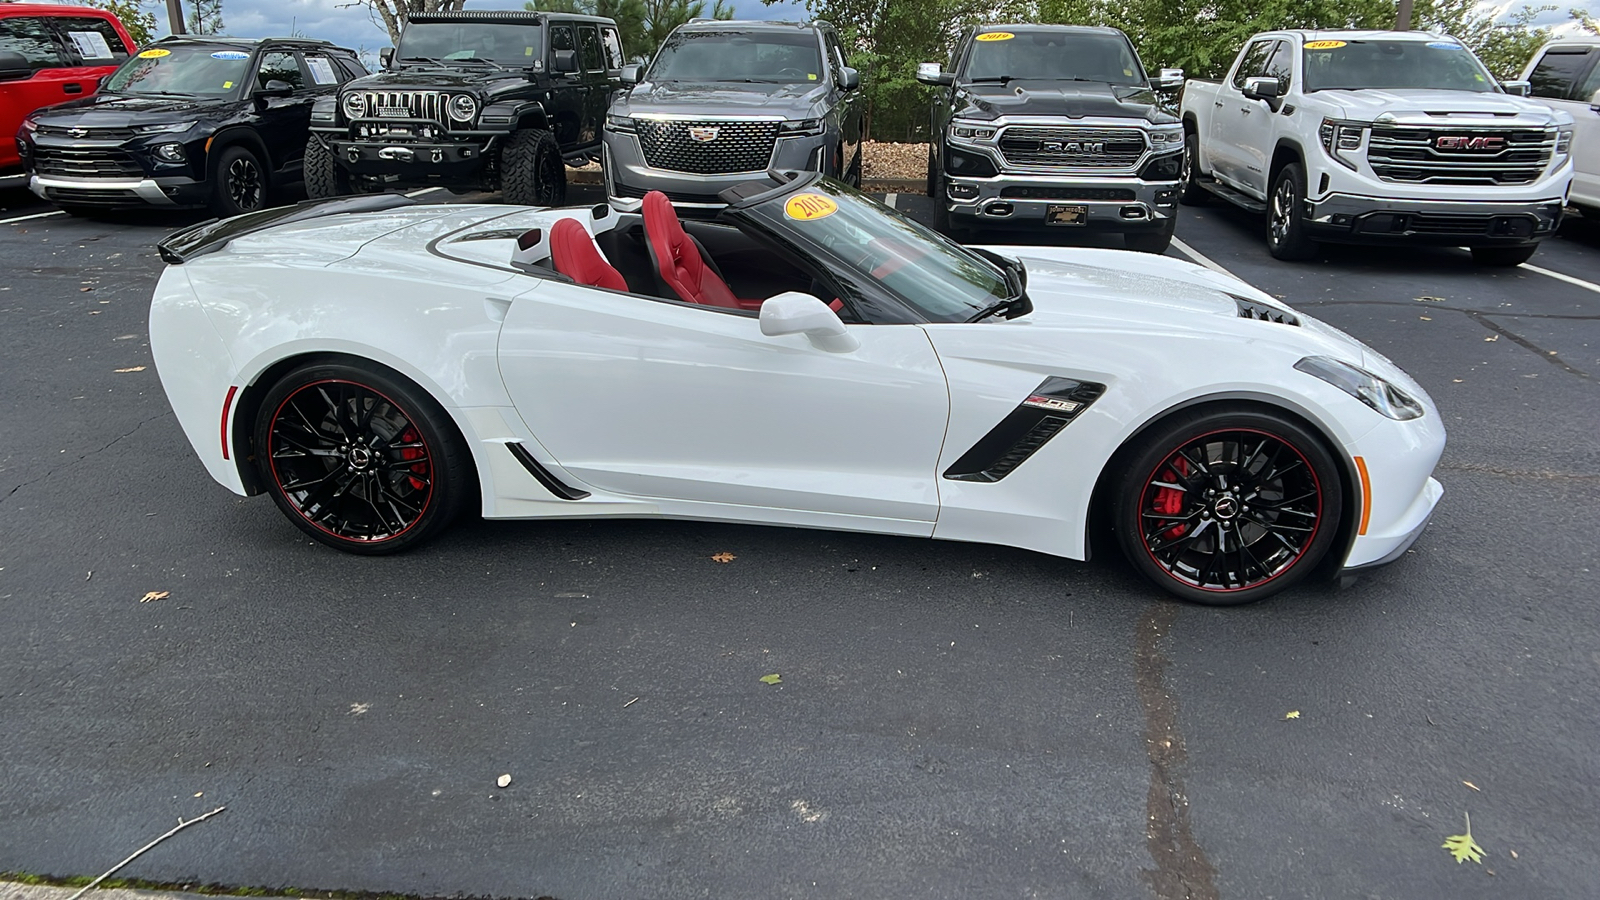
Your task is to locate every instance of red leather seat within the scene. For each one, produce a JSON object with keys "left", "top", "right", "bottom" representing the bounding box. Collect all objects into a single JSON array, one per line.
[
  {"left": 549, "top": 217, "right": 629, "bottom": 292},
  {"left": 641, "top": 190, "right": 742, "bottom": 308}
]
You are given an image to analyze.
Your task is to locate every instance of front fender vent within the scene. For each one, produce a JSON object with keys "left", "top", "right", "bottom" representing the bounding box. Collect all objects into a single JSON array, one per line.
[
  {"left": 943, "top": 377, "right": 1106, "bottom": 483},
  {"left": 1233, "top": 296, "right": 1300, "bottom": 326}
]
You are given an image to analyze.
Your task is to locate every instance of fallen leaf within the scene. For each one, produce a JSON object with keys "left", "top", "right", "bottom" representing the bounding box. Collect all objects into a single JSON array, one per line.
[
  {"left": 1463, "top": 780, "right": 1480, "bottom": 791},
  {"left": 1443, "top": 812, "right": 1485, "bottom": 864},
  {"left": 1452, "top": 379, "right": 1464, "bottom": 383},
  {"left": 194, "top": 792, "right": 203, "bottom": 797},
  {"left": 80, "top": 287, "right": 93, "bottom": 292},
  {"left": 622, "top": 697, "right": 638, "bottom": 708},
  {"left": 114, "top": 366, "right": 146, "bottom": 373},
  {"left": 1510, "top": 850, "right": 1518, "bottom": 859},
  {"left": 139, "top": 591, "right": 169, "bottom": 603},
  {"left": 759, "top": 673, "right": 782, "bottom": 685},
  {"left": 1484, "top": 335, "right": 1499, "bottom": 342},
  {"left": 711, "top": 552, "right": 736, "bottom": 563},
  {"left": 1419, "top": 316, "right": 1432, "bottom": 321},
  {"left": 1284, "top": 710, "right": 1300, "bottom": 720},
  {"left": 1415, "top": 295, "right": 1445, "bottom": 302},
  {"left": 496, "top": 774, "right": 512, "bottom": 788}
]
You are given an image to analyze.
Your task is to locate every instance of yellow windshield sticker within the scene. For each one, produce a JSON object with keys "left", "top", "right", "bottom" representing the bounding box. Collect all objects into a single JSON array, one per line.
[
  {"left": 1303, "top": 40, "right": 1347, "bottom": 50},
  {"left": 525, "top": 46, "right": 533, "bottom": 55},
  {"left": 223, "top": 80, "right": 233, "bottom": 88},
  {"left": 785, "top": 193, "right": 838, "bottom": 221},
  {"left": 976, "top": 32, "right": 1014, "bottom": 42},
  {"left": 138, "top": 48, "right": 171, "bottom": 59},
  {"left": 1123, "top": 68, "right": 1134, "bottom": 76},
  {"left": 808, "top": 73, "right": 817, "bottom": 80}
]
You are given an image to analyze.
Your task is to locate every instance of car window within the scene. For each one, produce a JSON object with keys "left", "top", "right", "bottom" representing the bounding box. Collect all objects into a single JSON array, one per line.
[
  {"left": 1231, "top": 39, "right": 1275, "bottom": 89},
  {"left": 257, "top": 50, "right": 304, "bottom": 90},
  {"left": 0, "top": 17, "right": 67, "bottom": 71},
  {"left": 1302, "top": 39, "right": 1495, "bottom": 93},
  {"left": 102, "top": 43, "right": 253, "bottom": 96},
  {"left": 1263, "top": 40, "right": 1293, "bottom": 93},
  {"left": 601, "top": 27, "right": 624, "bottom": 69},
  {"left": 1574, "top": 55, "right": 1600, "bottom": 103},
  {"left": 1529, "top": 48, "right": 1594, "bottom": 99},
  {"left": 301, "top": 52, "right": 344, "bottom": 87},
  {"left": 57, "top": 17, "right": 130, "bottom": 65},
  {"left": 823, "top": 30, "right": 846, "bottom": 71},
  {"left": 649, "top": 30, "right": 824, "bottom": 84},
  {"left": 549, "top": 24, "right": 575, "bottom": 67},
  {"left": 334, "top": 53, "right": 368, "bottom": 80},
  {"left": 578, "top": 25, "right": 604, "bottom": 72}
]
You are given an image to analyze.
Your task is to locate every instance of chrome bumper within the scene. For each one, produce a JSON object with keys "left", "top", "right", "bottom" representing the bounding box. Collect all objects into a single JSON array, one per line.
[
  {"left": 29, "top": 173, "right": 177, "bottom": 206},
  {"left": 944, "top": 171, "right": 1179, "bottom": 229}
]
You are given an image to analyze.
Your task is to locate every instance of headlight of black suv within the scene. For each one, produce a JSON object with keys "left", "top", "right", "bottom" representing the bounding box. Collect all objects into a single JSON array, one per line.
[
  {"left": 341, "top": 92, "right": 367, "bottom": 121},
  {"left": 448, "top": 94, "right": 478, "bottom": 124}
]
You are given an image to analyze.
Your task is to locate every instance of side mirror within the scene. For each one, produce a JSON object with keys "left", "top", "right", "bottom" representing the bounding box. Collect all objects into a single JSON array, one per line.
[
  {"left": 759, "top": 292, "right": 858, "bottom": 353},
  {"left": 1158, "top": 67, "right": 1184, "bottom": 90},
  {"left": 0, "top": 49, "right": 32, "bottom": 81},
  {"left": 916, "top": 62, "right": 954, "bottom": 87},
  {"left": 838, "top": 66, "right": 860, "bottom": 90},
  {"left": 552, "top": 48, "right": 578, "bottom": 73},
  {"left": 256, "top": 79, "right": 295, "bottom": 99},
  {"left": 1590, "top": 87, "right": 1600, "bottom": 111},
  {"left": 1501, "top": 79, "right": 1531, "bottom": 97},
  {"left": 379, "top": 47, "right": 394, "bottom": 69},
  {"left": 1241, "top": 75, "right": 1281, "bottom": 100},
  {"left": 620, "top": 64, "right": 640, "bottom": 85}
]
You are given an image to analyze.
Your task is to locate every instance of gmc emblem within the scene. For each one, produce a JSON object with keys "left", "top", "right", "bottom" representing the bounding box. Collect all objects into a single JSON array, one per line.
[
  {"left": 1435, "top": 135, "right": 1505, "bottom": 151},
  {"left": 1044, "top": 140, "right": 1105, "bottom": 154}
]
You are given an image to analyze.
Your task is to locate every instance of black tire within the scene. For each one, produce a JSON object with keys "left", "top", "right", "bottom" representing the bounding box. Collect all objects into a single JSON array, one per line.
[
  {"left": 1470, "top": 244, "right": 1538, "bottom": 266},
  {"left": 303, "top": 135, "right": 349, "bottom": 200},
  {"left": 846, "top": 143, "right": 863, "bottom": 188},
  {"left": 1177, "top": 131, "right": 1209, "bottom": 206},
  {"left": 210, "top": 143, "right": 268, "bottom": 219},
  {"left": 253, "top": 360, "right": 474, "bottom": 555},
  {"left": 1124, "top": 216, "right": 1176, "bottom": 254},
  {"left": 1112, "top": 406, "right": 1343, "bottom": 606},
  {"left": 500, "top": 128, "right": 565, "bottom": 207},
  {"left": 925, "top": 144, "right": 937, "bottom": 198},
  {"left": 1266, "top": 162, "right": 1318, "bottom": 261}
]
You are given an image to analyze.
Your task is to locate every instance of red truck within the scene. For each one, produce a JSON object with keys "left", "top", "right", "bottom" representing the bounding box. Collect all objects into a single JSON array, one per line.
[{"left": 1, "top": 3, "right": 136, "bottom": 187}]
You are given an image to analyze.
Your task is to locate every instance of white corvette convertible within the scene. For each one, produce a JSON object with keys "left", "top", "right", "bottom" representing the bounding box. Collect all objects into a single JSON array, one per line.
[{"left": 149, "top": 172, "right": 1444, "bottom": 604}]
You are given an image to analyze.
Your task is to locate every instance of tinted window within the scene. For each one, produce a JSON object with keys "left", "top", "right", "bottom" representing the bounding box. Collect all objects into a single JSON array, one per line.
[
  {"left": 257, "top": 50, "right": 304, "bottom": 89},
  {"left": 396, "top": 22, "right": 544, "bottom": 65},
  {"left": 1575, "top": 55, "right": 1600, "bottom": 102},
  {"left": 823, "top": 30, "right": 846, "bottom": 70},
  {"left": 0, "top": 17, "right": 66, "bottom": 70},
  {"left": 1263, "top": 41, "right": 1293, "bottom": 92},
  {"left": 103, "top": 43, "right": 251, "bottom": 96},
  {"left": 1529, "top": 49, "right": 1593, "bottom": 99},
  {"left": 550, "top": 25, "right": 574, "bottom": 55},
  {"left": 601, "top": 27, "right": 624, "bottom": 69},
  {"left": 649, "top": 30, "right": 824, "bottom": 84},
  {"left": 963, "top": 30, "right": 1144, "bottom": 85},
  {"left": 1232, "top": 39, "right": 1275, "bottom": 89},
  {"left": 58, "top": 18, "right": 131, "bottom": 64},
  {"left": 578, "top": 24, "right": 603, "bottom": 71},
  {"left": 333, "top": 53, "right": 368, "bottom": 80},
  {"left": 1302, "top": 39, "right": 1495, "bottom": 93}
]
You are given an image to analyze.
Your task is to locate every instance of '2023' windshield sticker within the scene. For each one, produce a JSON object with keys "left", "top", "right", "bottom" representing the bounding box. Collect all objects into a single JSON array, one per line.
[
  {"left": 211, "top": 51, "right": 250, "bottom": 60},
  {"left": 1303, "top": 40, "right": 1347, "bottom": 50},
  {"left": 785, "top": 194, "right": 838, "bottom": 221},
  {"left": 976, "top": 32, "right": 1014, "bottom": 42},
  {"left": 138, "top": 48, "right": 171, "bottom": 59}
]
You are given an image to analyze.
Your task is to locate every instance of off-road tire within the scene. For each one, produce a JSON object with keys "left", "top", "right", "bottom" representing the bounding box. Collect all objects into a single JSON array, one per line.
[
  {"left": 303, "top": 136, "right": 349, "bottom": 200},
  {"left": 1124, "top": 217, "right": 1176, "bottom": 254},
  {"left": 500, "top": 128, "right": 565, "bottom": 207},
  {"left": 1470, "top": 244, "right": 1539, "bottom": 267}
]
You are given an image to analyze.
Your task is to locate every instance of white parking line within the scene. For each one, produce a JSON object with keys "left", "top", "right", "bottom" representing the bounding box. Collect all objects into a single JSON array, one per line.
[
  {"left": 0, "top": 210, "right": 66, "bottom": 225},
  {"left": 884, "top": 193, "right": 898, "bottom": 209},
  {"left": 1169, "top": 235, "right": 1239, "bottom": 279},
  {"left": 1521, "top": 262, "right": 1600, "bottom": 295},
  {"left": 405, "top": 187, "right": 445, "bottom": 197}
]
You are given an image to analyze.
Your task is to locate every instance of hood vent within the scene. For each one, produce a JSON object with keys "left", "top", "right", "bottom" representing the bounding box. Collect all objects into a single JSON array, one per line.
[{"left": 1233, "top": 296, "right": 1300, "bottom": 326}]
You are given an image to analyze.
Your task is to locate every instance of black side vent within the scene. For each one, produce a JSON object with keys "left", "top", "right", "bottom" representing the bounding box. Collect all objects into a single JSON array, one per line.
[
  {"left": 943, "top": 377, "right": 1106, "bottom": 483},
  {"left": 1233, "top": 296, "right": 1300, "bottom": 326},
  {"left": 506, "top": 442, "right": 589, "bottom": 500}
]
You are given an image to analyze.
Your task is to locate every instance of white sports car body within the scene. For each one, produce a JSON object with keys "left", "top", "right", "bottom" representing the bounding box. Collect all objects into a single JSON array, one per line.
[{"left": 149, "top": 173, "right": 1444, "bottom": 603}]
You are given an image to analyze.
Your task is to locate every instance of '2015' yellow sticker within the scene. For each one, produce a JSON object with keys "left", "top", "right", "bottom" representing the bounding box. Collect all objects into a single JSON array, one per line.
[
  {"left": 1304, "top": 40, "right": 1346, "bottom": 50},
  {"left": 785, "top": 193, "right": 838, "bottom": 221},
  {"left": 976, "top": 32, "right": 1014, "bottom": 42},
  {"left": 138, "top": 48, "right": 171, "bottom": 58}
]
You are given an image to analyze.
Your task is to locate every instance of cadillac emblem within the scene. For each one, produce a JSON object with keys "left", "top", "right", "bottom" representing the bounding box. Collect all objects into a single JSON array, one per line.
[{"left": 688, "top": 125, "right": 720, "bottom": 143}]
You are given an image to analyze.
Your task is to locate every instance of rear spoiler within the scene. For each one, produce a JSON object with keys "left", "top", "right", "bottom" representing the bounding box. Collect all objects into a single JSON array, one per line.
[{"left": 156, "top": 193, "right": 419, "bottom": 264}]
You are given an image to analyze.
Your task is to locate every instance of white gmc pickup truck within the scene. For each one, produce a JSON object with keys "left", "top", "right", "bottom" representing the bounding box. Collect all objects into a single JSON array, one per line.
[{"left": 1180, "top": 30, "right": 1573, "bottom": 265}]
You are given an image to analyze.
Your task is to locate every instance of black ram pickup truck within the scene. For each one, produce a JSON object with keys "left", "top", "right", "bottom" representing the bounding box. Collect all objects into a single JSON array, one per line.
[
  {"left": 918, "top": 24, "right": 1186, "bottom": 252},
  {"left": 306, "top": 10, "right": 622, "bottom": 205}
]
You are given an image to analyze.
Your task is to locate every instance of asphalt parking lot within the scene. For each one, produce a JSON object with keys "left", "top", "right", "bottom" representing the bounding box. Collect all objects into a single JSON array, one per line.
[{"left": 1, "top": 179, "right": 1597, "bottom": 900}]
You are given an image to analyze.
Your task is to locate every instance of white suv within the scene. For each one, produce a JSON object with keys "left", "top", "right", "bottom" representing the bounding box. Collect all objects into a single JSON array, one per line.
[{"left": 1519, "top": 39, "right": 1600, "bottom": 215}]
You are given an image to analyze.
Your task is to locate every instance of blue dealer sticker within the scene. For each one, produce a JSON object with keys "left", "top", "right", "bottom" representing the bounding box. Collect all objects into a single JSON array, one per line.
[
  {"left": 211, "top": 51, "right": 250, "bottom": 60},
  {"left": 1426, "top": 42, "right": 1462, "bottom": 50}
]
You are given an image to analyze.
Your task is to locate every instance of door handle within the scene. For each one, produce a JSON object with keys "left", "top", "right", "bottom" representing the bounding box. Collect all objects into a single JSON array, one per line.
[
  {"left": 63, "top": 83, "right": 83, "bottom": 94},
  {"left": 1240, "top": 108, "right": 1251, "bottom": 115},
  {"left": 1213, "top": 101, "right": 1222, "bottom": 107}
]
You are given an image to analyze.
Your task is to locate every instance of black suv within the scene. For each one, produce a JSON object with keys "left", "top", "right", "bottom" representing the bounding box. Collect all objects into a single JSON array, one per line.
[
  {"left": 18, "top": 36, "right": 364, "bottom": 216},
  {"left": 307, "top": 10, "right": 621, "bottom": 205}
]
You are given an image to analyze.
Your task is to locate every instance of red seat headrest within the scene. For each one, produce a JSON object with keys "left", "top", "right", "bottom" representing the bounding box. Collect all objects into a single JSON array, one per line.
[{"left": 549, "top": 217, "right": 628, "bottom": 293}]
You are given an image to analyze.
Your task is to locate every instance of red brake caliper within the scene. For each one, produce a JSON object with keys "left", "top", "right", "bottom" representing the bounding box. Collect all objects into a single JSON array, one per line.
[
  {"left": 1153, "top": 456, "right": 1190, "bottom": 540},
  {"left": 399, "top": 426, "right": 426, "bottom": 491}
]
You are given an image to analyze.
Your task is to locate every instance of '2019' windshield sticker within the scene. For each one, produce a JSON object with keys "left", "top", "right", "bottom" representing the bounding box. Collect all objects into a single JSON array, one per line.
[
  {"left": 785, "top": 194, "right": 838, "bottom": 221},
  {"left": 211, "top": 51, "right": 250, "bottom": 60},
  {"left": 138, "top": 48, "right": 171, "bottom": 59},
  {"left": 976, "top": 32, "right": 1014, "bottom": 42},
  {"left": 1303, "top": 40, "right": 1347, "bottom": 50}
]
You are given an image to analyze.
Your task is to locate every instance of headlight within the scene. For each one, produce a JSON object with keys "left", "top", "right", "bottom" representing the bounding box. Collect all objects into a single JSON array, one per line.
[
  {"left": 949, "top": 120, "right": 997, "bottom": 141},
  {"left": 1149, "top": 128, "right": 1182, "bottom": 146},
  {"left": 342, "top": 92, "right": 367, "bottom": 120},
  {"left": 605, "top": 113, "right": 636, "bottom": 134},
  {"left": 138, "top": 121, "right": 196, "bottom": 134},
  {"left": 448, "top": 94, "right": 478, "bottom": 124},
  {"left": 1295, "top": 356, "right": 1425, "bottom": 420},
  {"left": 153, "top": 142, "right": 186, "bottom": 162},
  {"left": 1556, "top": 127, "right": 1573, "bottom": 155},
  {"left": 780, "top": 118, "right": 824, "bottom": 137},
  {"left": 1319, "top": 118, "right": 1363, "bottom": 170},
  {"left": 20, "top": 117, "right": 38, "bottom": 135}
]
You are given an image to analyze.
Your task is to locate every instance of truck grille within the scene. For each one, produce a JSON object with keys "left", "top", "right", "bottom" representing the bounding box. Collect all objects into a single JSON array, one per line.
[
  {"left": 1368, "top": 127, "right": 1554, "bottom": 186},
  {"left": 358, "top": 90, "right": 448, "bottom": 125},
  {"left": 997, "top": 126, "right": 1146, "bottom": 169},
  {"left": 636, "top": 119, "right": 779, "bottom": 174},
  {"left": 36, "top": 124, "right": 140, "bottom": 140},
  {"left": 31, "top": 147, "right": 144, "bottom": 178}
]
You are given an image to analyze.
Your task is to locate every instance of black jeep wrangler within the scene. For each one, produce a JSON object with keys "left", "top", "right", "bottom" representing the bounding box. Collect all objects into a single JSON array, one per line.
[{"left": 305, "top": 10, "right": 622, "bottom": 205}]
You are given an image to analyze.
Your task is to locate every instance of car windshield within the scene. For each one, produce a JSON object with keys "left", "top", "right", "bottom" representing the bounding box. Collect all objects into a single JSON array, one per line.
[
  {"left": 962, "top": 30, "right": 1145, "bottom": 85},
  {"left": 739, "top": 178, "right": 1012, "bottom": 322},
  {"left": 648, "top": 30, "right": 824, "bottom": 83},
  {"left": 396, "top": 22, "right": 544, "bottom": 65},
  {"left": 102, "top": 44, "right": 251, "bottom": 97},
  {"left": 1302, "top": 39, "right": 1495, "bottom": 92}
]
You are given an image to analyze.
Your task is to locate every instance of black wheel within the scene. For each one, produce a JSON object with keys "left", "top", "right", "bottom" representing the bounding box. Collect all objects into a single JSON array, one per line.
[
  {"left": 210, "top": 144, "right": 268, "bottom": 218},
  {"left": 1113, "top": 407, "right": 1343, "bottom": 605},
  {"left": 925, "top": 144, "right": 937, "bottom": 198},
  {"left": 501, "top": 128, "right": 565, "bottom": 207},
  {"left": 253, "top": 361, "right": 473, "bottom": 554},
  {"left": 303, "top": 135, "right": 349, "bottom": 200},
  {"left": 1177, "top": 131, "right": 1209, "bottom": 206},
  {"left": 1124, "top": 217, "right": 1176, "bottom": 254},
  {"left": 846, "top": 143, "right": 863, "bottom": 188},
  {"left": 1266, "top": 162, "right": 1318, "bottom": 261},
  {"left": 1470, "top": 244, "right": 1538, "bottom": 266}
]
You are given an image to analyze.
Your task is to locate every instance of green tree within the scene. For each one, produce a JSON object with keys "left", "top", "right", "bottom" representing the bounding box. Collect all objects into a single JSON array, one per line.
[
  {"left": 83, "top": 0, "right": 157, "bottom": 46},
  {"left": 186, "top": 0, "right": 223, "bottom": 35},
  {"left": 527, "top": 0, "right": 731, "bottom": 61}
]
